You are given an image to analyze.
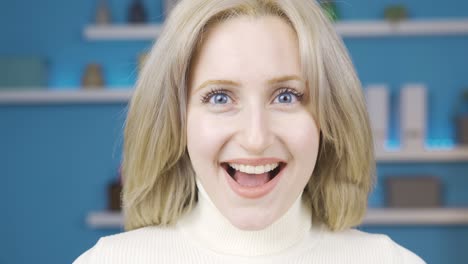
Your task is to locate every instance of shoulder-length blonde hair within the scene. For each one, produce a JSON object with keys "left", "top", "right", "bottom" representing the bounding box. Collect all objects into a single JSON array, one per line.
[{"left": 122, "top": 0, "right": 375, "bottom": 232}]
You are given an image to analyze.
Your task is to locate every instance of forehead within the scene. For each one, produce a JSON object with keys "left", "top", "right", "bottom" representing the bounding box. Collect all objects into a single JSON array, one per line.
[{"left": 189, "top": 15, "right": 301, "bottom": 87}]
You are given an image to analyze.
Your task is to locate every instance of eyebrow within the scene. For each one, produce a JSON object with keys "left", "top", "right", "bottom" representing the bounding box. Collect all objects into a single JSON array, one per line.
[{"left": 193, "top": 75, "right": 304, "bottom": 92}]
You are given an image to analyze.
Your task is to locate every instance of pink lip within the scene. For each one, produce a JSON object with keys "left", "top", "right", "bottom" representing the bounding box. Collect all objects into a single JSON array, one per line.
[
  {"left": 222, "top": 157, "right": 286, "bottom": 166},
  {"left": 223, "top": 162, "right": 286, "bottom": 199}
]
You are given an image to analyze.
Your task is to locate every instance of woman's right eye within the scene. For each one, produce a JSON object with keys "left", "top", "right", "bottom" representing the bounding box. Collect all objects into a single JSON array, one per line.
[
  {"left": 201, "top": 89, "right": 233, "bottom": 105},
  {"left": 210, "top": 93, "right": 230, "bottom": 104}
]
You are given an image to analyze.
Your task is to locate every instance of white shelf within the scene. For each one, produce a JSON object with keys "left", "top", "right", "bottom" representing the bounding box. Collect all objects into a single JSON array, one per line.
[
  {"left": 375, "top": 147, "right": 468, "bottom": 162},
  {"left": 83, "top": 19, "right": 468, "bottom": 40},
  {"left": 86, "top": 208, "right": 468, "bottom": 228},
  {"left": 363, "top": 208, "right": 468, "bottom": 225},
  {"left": 84, "top": 24, "right": 163, "bottom": 40},
  {"left": 335, "top": 19, "right": 468, "bottom": 37},
  {"left": 87, "top": 211, "right": 124, "bottom": 228},
  {"left": 0, "top": 88, "right": 133, "bottom": 104}
]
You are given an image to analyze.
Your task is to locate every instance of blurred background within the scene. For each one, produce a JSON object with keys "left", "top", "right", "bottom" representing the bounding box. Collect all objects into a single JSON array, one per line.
[{"left": 1, "top": 0, "right": 468, "bottom": 263}]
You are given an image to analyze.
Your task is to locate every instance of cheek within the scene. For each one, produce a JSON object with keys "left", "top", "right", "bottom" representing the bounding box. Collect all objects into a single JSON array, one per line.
[
  {"left": 187, "top": 110, "right": 232, "bottom": 167},
  {"left": 296, "top": 118, "right": 319, "bottom": 153},
  {"left": 278, "top": 112, "right": 320, "bottom": 167}
]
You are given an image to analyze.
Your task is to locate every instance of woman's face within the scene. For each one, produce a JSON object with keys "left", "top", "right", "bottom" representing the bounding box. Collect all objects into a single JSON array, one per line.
[{"left": 187, "top": 16, "right": 320, "bottom": 230}]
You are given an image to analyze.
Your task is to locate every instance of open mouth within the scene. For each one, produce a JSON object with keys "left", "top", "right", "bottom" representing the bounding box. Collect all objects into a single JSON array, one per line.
[{"left": 221, "top": 162, "right": 286, "bottom": 187}]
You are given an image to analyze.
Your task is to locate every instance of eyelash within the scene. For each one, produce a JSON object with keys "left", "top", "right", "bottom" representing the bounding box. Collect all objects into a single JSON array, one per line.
[{"left": 199, "top": 87, "right": 305, "bottom": 104}]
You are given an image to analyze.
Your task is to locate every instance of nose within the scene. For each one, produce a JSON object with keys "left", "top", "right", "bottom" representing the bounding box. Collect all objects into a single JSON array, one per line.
[{"left": 237, "top": 104, "right": 274, "bottom": 155}]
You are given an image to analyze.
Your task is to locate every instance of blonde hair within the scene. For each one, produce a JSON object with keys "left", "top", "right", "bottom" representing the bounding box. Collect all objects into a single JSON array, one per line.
[{"left": 122, "top": 0, "right": 376, "bottom": 232}]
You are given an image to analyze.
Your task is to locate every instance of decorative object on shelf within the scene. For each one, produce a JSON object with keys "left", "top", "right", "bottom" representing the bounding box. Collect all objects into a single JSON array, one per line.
[
  {"left": 108, "top": 167, "right": 123, "bottom": 211},
  {"left": 320, "top": 1, "right": 339, "bottom": 22},
  {"left": 400, "top": 84, "right": 427, "bottom": 151},
  {"left": 384, "top": 5, "right": 408, "bottom": 23},
  {"left": 164, "top": 0, "right": 180, "bottom": 19},
  {"left": 385, "top": 176, "right": 442, "bottom": 208},
  {"left": 0, "top": 57, "right": 47, "bottom": 91},
  {"left": 82, "top": 63, "right": 105, "bottom": 88},
  {"left": 365, "top": 84, "right": 389, "bottom": 152},
  {"left": 95, "top": 0, "right": 112, "bottom": 25},
  {"left": 137, "top": 52, "right": 149, "bottom": 75},
  {"left": 128, "top": 0, "right": 147, "bottom": 24},
  {"left": 455, "top": 89, "right": 468, "bottom": 145}
]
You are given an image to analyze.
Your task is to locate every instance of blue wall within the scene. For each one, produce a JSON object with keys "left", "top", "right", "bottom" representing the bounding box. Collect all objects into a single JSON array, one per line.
[{"left": 1, "top": 0, "right": 467, "bottom": 263}]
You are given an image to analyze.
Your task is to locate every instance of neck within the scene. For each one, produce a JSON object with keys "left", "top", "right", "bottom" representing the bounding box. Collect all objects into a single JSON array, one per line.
[{"left": 177, "top": 180, "right": 312, "bottom": 256}]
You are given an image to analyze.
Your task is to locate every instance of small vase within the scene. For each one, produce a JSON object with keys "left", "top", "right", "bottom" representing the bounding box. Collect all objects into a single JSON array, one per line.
[
  {"left": 108, "top": 180, "right": 122, "bottom": 211},
  {"left": 82, "top": 64, "right": 104, "bottom": 88},
  {"left": 95, "top": 0, "right": 111, "bottom": 25},
  {"left": 108, "top": 167, "right": 123, "bottom": 211},
  {"left": 384, "top": 5, "right": 408, "bottom": 23},
  {"left": 128, "top": 0, "right": 147, "bottom": 24}
]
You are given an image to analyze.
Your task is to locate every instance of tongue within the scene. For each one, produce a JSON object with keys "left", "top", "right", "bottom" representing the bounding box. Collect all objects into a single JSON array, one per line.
[{"left": 233, "top": 171, "right": 270, "bottom": 187}]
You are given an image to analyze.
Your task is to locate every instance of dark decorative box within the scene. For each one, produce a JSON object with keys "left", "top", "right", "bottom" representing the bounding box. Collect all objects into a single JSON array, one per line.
[
  {"left": 108, "top": 180, "right": 122, "bottom": 211},
  {"left": 457, "top": 115, "right": 468, "bottom": 145},
  {"left": 385, "top": 176, "right": 442, "bottom": 208}
]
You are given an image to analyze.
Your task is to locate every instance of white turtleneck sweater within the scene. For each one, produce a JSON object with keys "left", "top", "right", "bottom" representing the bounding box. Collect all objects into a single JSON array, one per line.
[{"left": 73, "top": 181, "right": 426, "bottom": 263}]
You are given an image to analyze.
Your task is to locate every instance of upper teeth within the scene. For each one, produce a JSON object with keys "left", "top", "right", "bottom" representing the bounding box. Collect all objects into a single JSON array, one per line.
[{"left": 228, "top": 163, "right": 279, "bottom": 174}]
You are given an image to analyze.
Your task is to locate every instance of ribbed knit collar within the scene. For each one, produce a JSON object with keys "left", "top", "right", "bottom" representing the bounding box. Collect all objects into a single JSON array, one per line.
[{"left": 177, "top": 179, "right": 313, "bottom": 256}]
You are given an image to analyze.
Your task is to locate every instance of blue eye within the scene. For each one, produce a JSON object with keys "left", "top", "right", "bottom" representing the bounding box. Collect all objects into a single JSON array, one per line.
[
  {"left": 210, "top": 93, "right": 230, "bottom": 104},
  {"left": 276, "top": 92, "right": 294, "bottom": 103},
  {"left": 201, "top": 88, "right": 233, "bottom": 105},
  {"left": 273, "top": 89, "right": 304, "bottom": 104}
]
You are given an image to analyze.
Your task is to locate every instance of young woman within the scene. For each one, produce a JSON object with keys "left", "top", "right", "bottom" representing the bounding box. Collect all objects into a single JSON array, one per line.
[{"left": 74, "top": 0, "right": 426, "bottom": 263}]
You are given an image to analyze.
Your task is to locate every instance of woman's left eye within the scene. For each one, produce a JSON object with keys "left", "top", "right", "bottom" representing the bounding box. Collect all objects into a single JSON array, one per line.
[{"left": 273, "top": 89, "right": 304, "bottom": 104}]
